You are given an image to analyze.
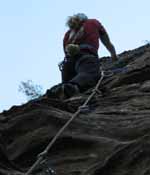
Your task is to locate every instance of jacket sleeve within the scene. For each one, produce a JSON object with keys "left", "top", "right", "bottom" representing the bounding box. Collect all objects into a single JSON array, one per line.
[
  {"left": 97, "top": 20, "right": 107, "bottom": 36},
  {"left": 83, "top": 19, "right": 107, "bottom": 37}
]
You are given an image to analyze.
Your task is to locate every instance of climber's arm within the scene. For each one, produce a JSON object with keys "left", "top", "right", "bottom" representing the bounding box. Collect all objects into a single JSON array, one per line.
[{"left": 100, "top": 31, "right": 118, "bottom": 62}]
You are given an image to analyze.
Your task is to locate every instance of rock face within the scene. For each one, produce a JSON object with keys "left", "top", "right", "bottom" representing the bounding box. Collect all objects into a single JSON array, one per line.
[{"left": 1, "top": 44, "right": 150, "bottom": 175}]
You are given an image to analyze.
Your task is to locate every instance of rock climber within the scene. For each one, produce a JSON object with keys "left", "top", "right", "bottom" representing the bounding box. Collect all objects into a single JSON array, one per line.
[{"left": 46, "top": 13, "right": 118, "bottom": 99}]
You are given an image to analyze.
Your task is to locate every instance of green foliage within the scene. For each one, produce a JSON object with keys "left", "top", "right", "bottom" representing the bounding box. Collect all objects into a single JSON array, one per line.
[{"left": 18, "top": 80, "right": 43, "bottom": 100}]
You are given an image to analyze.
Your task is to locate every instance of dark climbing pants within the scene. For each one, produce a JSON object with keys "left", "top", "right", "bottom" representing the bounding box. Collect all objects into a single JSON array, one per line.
[{"left": 61, "top": 54, "right": 101, "bottom": 92}]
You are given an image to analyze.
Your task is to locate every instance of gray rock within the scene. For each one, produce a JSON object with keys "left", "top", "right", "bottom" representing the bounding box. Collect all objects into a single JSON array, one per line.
[{"left": 0, "top": 44, "right": 150, "bottom": 175}]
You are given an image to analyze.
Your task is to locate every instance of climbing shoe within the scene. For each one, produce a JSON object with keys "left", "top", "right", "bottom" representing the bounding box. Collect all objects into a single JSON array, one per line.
[
  {"left": 46, "top": 83, "right": 80, "bottom": 100},
  {"left": 63, "top": 83, "right": 80, "bottom": 98},
  {"left": 46, "top": 84, "right": 63, "bottom": 99}
]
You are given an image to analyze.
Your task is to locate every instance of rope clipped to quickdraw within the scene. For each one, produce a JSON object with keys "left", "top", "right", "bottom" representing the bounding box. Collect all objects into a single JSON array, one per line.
[{"left": 25, "top": 69, "right": 105, "bottom": 175}]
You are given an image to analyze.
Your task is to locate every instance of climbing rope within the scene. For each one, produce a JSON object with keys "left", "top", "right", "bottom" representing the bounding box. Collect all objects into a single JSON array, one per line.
[{"left": 25, "top": 69, "right": 105, "bottom": 175}]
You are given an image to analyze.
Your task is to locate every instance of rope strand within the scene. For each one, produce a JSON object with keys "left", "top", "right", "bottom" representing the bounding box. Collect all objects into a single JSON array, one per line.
[{"left": 25, "top": 70, "right": 105, "bottom": 175}]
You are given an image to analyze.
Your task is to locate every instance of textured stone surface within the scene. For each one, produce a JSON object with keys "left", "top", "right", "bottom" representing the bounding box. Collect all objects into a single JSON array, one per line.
[{"left": 0, "top": 44, "right": 150, "bottom": 175}]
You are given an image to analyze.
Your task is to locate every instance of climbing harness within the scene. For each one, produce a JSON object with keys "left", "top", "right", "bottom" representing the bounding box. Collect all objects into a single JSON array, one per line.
[{"left": 24, "top": 69, "right": 105, "bottom": 175}]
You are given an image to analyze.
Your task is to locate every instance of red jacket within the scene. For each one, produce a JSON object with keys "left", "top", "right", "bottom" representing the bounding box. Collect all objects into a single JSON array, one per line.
[{"left": 63, "top": 19, "right": 106, "bottom": 55}]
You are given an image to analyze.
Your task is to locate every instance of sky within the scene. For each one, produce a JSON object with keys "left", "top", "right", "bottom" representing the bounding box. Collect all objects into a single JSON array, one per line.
[{"left": 0, "top": 0, "right": 150, "bottom": 112}]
